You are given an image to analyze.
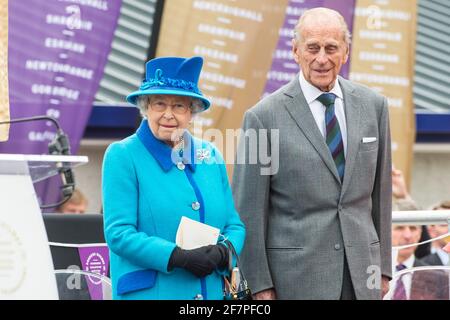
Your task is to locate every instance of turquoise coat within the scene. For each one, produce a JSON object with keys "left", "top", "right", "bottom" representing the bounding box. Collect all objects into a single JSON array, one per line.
[{"left": 102, "top": 119, "right": 245, "bottom": 300}]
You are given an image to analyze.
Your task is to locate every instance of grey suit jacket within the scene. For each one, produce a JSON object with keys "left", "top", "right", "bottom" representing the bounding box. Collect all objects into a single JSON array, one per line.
[
  {"left": 232, "top": 76, "right": 392, "bottom": 300},
  {"left": 422, "top": 252, "right": 445, "bottom": 266}
]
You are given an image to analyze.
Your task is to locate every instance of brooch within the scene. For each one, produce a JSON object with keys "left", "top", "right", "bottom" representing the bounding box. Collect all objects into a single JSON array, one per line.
[{"left": 196, "top": 149, "right": 211, "bottom": 161}]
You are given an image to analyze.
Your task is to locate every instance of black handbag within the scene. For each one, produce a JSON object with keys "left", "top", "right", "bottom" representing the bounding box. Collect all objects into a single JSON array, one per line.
[{"left": 222, "top": 239, "right": 252, "bottom": 300}]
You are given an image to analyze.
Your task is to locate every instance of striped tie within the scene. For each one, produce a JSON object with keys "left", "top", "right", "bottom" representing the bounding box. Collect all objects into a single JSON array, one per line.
[
  {"left": 317, "top": 93, "right": 345, "bottom": 181},
  {"left": 393, "top": 264, "right": 407, "bottom": 300}
]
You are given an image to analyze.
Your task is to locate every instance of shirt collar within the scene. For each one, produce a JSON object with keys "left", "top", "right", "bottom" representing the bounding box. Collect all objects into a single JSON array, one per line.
[
  {"left": 136, "top": 119, "right": 196, "bottom": 172},
  {"left": 401, "top": 254, "right": 415, "bottom": 269},
  {"left": 298, "top": 71, "right": 343, "bottom": 104},
  {"left": 435, "top": 247, "right": 450, "bottom": 265}
]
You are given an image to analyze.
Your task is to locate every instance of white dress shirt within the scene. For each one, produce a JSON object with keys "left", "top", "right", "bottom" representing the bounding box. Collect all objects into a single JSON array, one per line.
[
  {"left": 431, "top": 246, "right": 450, "bottom": 265},
  {"left": 396, "top": 254, "right": 415, "bottom": 300},
  {"left": 298, "top": 72, "right": 347, "bottom": 157}
]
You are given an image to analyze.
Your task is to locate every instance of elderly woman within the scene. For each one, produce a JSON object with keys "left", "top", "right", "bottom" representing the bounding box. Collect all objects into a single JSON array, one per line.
[{"left": 102, "top": 56, "right": 245, "bottom": 300}]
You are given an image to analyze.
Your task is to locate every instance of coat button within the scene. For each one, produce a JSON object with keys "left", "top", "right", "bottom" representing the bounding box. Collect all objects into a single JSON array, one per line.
[
  {"left": 334, "top": 244, "right": 341, "bottom": 250},
  {"left": 192, "top": 201, "right": 201, "bottom": 211},
  {"left": 177, "top": 162, "right": 185, "bottom": 170},
  {"left": 194, "top": 294, "right": 203, "bottom": 300}
]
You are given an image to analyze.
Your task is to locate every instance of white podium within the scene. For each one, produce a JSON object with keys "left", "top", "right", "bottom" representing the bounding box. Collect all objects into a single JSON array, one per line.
[{"left": 0, "top": 154, "right": 88, "bottom": 299}]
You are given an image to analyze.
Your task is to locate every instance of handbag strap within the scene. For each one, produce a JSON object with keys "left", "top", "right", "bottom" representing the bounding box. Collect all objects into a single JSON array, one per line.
[{"left": 224, "top": 239, "right": 247, "bottom": 285}]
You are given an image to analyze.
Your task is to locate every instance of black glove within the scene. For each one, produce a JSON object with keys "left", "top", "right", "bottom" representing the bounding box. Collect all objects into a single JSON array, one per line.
[
  {"left": 168, "top": 244, "right": 229, "bottom": 278},
  {"left": 206, "top": 243, "right": 229, "bottom": 270},
  {"left": 168, "top": 245, "right": 215, "bottom": 277}
]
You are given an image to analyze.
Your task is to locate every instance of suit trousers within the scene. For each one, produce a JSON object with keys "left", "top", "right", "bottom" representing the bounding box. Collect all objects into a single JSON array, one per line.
[{"left": 340, "top": 254, "right": 356, "bottom": 300}]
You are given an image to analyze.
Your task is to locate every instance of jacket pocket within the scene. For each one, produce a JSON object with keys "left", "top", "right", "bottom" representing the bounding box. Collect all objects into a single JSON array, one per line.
[
  {"left": 266, "top": 247, "right": 304, "bottom": 251},
  {"left": 117, "top": 269, "right": 157, "bottom": 296},
  {"left": 359, "top": 140, "right": 379, "bottom": 152}
]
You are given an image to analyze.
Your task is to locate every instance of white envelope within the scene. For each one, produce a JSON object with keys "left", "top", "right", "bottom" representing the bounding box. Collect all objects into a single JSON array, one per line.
[
  {"left": 362, "top": 137, "right": 377, "bottom": 143},
  {"left": 176, "top": 216, "right": 220, "bottom": 250}
]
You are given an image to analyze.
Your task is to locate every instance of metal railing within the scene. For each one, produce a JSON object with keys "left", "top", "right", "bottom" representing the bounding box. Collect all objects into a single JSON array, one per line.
[
  {"left": 392, "top": 209, "right": 450, "bottom": 268},
  {"left": 392, "top": 210, "right": 450, "bottom": 225}
]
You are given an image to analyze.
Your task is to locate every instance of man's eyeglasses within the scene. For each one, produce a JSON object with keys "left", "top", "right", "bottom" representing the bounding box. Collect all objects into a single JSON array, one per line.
[{"left": 149, "top": 100, "right": 191, "bottom": 114}]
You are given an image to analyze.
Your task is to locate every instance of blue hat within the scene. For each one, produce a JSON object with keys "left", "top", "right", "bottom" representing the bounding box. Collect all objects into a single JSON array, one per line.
[{"left": 126, "top": 56, "right": 210, "bottom": 111}]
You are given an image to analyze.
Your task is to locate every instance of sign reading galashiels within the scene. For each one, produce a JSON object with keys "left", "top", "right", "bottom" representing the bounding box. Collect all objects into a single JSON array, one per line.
[{"left": 1, "top": 0, "right": 122, "bottom": 205}]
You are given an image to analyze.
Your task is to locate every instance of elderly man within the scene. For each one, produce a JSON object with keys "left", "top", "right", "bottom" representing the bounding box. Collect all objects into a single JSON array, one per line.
[{"left": 232, "top": 7, "right": 392, "bottom": 300}]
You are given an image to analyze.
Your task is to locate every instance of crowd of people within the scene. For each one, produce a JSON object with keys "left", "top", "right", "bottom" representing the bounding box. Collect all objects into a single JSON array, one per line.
[{"left": 390, "top": 168, "right": 450, "bottom": 300}]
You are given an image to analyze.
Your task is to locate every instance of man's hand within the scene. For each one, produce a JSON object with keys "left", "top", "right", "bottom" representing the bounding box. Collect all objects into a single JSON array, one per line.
[
  {"left": 443, "top": 243, "right": 450, "bottom": 253},
  {"left": 381, "top": 275, "right": 390, "bottom": 298},
  {"left": 253, "top": 289, "right": 276, "bottom": 300},
  {"left": 392, "top": 168, "right": 410, "bottom": 199}
]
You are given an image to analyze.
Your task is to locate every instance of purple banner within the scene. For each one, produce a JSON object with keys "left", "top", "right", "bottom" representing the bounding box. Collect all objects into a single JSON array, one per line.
[
  {"left": 78, "top": 245, "right": 109, "bottom": 300},
  {"left": 262, "top": 0, "right": 356, "bottom": 96},
  {"left": 1, "top": 0, "right": 122, "bottom": 207}
]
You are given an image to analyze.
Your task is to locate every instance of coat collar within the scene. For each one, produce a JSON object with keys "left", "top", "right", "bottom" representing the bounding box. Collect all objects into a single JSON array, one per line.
[
  {"left": 282, "top": 75, "right": 361, "bottom": 187},
  {"left": 338, "top": 77, "right": 361, "bottom": 197},
  {"left": 283, "top": 76, "right": 342, "bottom": 184},
  {"left": 136, "top": 119, "right": 196, "bottom": 172}
]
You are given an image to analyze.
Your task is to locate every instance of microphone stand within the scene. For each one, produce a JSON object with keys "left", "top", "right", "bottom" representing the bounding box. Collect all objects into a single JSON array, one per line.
[{"left": 0, "top": 116, "right": 75, "bottom": 209}]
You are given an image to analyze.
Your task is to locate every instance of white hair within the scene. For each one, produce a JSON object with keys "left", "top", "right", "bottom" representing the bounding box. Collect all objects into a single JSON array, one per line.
[
  {"left": 136, "top": 95, "right": 204, "bottom": 118},
  {"left": 293, "top": 7, "right": 351, "bottom": 46}
]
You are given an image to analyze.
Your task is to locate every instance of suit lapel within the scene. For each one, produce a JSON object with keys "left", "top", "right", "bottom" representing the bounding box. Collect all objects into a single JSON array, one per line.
[
  {"left": 339, "top": 77, "right": 362, "bottom": 197},
  {"left": 283, "top": 77, "right": 341, "bottom": 184}
]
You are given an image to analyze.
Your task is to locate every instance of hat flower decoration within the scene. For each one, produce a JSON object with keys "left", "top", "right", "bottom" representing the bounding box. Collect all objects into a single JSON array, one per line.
[{"left": 126, "top": 56, "right": 210, "bottom": 112}]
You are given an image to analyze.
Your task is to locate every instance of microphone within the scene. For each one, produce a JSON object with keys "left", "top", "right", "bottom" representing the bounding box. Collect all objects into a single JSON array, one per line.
[{"left": 0, "top": 115, "right": 75, "bottom": 209}]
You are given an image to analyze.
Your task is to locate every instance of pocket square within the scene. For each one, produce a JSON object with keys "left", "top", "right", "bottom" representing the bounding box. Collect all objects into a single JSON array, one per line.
[{"left": 362, "top": 137, "right": 377, "bottom": 143}]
